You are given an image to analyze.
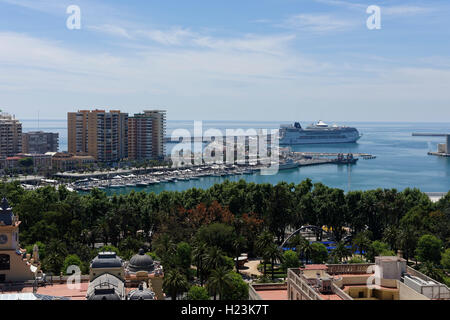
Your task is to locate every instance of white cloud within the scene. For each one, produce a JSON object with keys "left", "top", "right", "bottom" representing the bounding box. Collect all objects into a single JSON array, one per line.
[
  {"left": 282, "top": 13, "right": 357, "bottom": 32},
  {"left": 0, "top": 26, "right": 449, "bottom": 121},
  {"left": 383, "top": 5, "right": 435, "bottom": 16},
  {"left": 313, "top": 0, "right": 365, "bottom": 10},
  {"left": 85, "top": 22, "right": 296, "bottom": 56},
  {"left": 192, "top": 34, "right": 296, "bottom": 55},
  {"left": 0, "top": 0, "right": 67, "bottom": 14},
  {"left": 88, "top": 24, "right": 132, "bottom": 39},
  {"left": 315, "top": 0, "right": 437, "bottom": 17},
  {"left": 136, "top": 27, "right": 197, "bottom": 46}
]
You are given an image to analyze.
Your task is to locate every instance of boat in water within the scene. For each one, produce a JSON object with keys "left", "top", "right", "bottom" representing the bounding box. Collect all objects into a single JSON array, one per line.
[
  {"left": 279, "top": 121, "right": 361, "bottom": 145},
  {"left": 334, "top": 153, "right": 358, "bottom": 164},
  {"left": 278, "top": 159, "right": 299, "bottom": 170}
]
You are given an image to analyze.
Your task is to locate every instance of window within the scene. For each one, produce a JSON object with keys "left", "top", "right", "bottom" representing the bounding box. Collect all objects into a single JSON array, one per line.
[
  {"left": 0, "top": 274, "right": 5, "bottom": 283},
  {"left": 0, "top": 254, "right": 10, "bottom": 271}
]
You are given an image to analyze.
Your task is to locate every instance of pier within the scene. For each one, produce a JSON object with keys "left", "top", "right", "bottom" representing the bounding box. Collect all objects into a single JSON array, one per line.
[
  {"left": 412, "top": 133, "right": 450, "bottom": 157},
  {"left": 297, "top": 158, "right": 336, "bottom": 166},
  {"left": 294, "top": 152, "right": 375, "bottom": 158},
  {"left": 412, "top": 133, "right": 449, "bottom": 137}
]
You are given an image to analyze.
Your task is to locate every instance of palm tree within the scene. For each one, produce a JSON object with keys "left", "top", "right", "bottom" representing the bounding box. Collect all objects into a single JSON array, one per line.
[
  {"left": 163, "top": 269, "right": 189, "bottom": 300},
  {"left": 153, "top": 234, "right": 176, "bottom": 265},
  {"left": 265, "top": 243, "right": 284, "bottom": 281},
  {"left": 297, "top": 237, "right": 313, "bottom": 264},
  {"left": 332, "top": 241, "right": 352, "bottom": 263},
  {"left": 232, "top": 236, "right": 246, "bottom": 274},
  {"left": 396, "top": 226, "right": 418, "bottom": 264},
  {"left": 204, "top": 246, "right": 227, "bottom": 272},
  {"left": 352, "top": 231, "right": 372, "bottom": 260},
  {"left": 383, "top": 225, "right": 399, "bottom": 253},
  {"left": 192, "top": 241, "right": 208, "bottom": 285},
  {"left": 206, "top": 266, "right": 233, "bottom": 300},
  {"left": 255, "top": 231, "right": 274, "bottom": 276}
]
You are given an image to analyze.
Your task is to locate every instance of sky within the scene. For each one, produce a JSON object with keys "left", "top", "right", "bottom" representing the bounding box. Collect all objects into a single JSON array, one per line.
[{"left": 0, "top": 0, "right": 449, "bottom": 122}]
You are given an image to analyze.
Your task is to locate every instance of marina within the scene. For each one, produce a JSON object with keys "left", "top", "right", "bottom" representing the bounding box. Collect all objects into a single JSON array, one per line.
[
  {"left": 44, "top": 152, "right": 369, "bottom": 193},
  {"left": 17, "top": 120, "right": 450, "bottom": 193}
]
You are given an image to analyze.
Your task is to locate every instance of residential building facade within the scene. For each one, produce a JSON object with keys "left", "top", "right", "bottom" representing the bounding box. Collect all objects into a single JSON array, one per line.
[
  {"left": 141, "top": 110, "right": 166, "bottom": 160},
  {"left": 22, "top": 131, "right": 59, "bottom": 154},
  {"left": 68, "top": 109, "right": 128, "bottom": 162},
  {"left": 128, "top": 112, "right": 153, "bottom": 161},
  {"left": 0, "top": 113, "right": 22, "bottom": 158}
]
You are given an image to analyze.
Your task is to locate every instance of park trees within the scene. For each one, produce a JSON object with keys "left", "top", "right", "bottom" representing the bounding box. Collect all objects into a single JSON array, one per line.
[
  {"left": 331, "top": 241, "right": 352, "bottom": 263},
  {"left": 352, "top": 230, "right": 372, "bottom": 260},
  {"left": 187, "top": 286, "right": 210, "bottom": 300},
  {"left": 255, "top": 231, "right": 274, "bottom": 276},
  {"left": 415, "top": 234, "right": 443, "bottom": 265},
  {"left": 221, "top": 272, "right": 249, "bottom": 300},
  {"left": 163, "top": 269, "right": 189, "bottom": 300},
  {"left": 206, "top": 266, "right": 234, "bottom": 300},
  {"left": 282, "top": 250, "right": 301, "bottom": 272},
  {"left": 310, "top": 242, "right": 328, "bottom": 264}
]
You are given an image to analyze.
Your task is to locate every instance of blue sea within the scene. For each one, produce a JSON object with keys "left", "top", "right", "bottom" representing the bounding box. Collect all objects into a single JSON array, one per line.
[{"left": 21, "top": 120, "right": 450, "bottom": 193}]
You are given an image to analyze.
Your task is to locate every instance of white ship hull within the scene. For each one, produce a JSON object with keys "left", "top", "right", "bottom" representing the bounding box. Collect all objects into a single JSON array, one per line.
[
  {"left": 280, "top": 134, "right": 361, "bottom": 145},
  {"left": 279, "top": 121, "right": 361, "bottom": 145},
  {"left": 278, "top": 162, "right": 299, "bottom": 170}
]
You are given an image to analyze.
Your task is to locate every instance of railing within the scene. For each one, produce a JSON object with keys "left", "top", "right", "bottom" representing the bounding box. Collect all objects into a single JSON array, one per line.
[
  {"left": 326, "top": 264, "right": 374, "bottom": 275},
  {"left": 406, "top": 266, "right": 438, "bottom": 283},
  {"left": 331, "top": 283, "right": 353, "bottom": 300},
  {"left": 249, "top": 285, "right": 262, "bottom": 300},
  {"left": 287, "top": 269, "right": 323, "bottom": 300},
  {"left": 406, "top": 266, "right": 450, "bottom": 300}
]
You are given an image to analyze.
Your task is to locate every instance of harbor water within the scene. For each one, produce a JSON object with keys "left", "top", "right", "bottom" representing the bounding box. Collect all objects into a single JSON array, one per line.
[{"left": 21, "top": 120, "right": 450, "bottom": 193}]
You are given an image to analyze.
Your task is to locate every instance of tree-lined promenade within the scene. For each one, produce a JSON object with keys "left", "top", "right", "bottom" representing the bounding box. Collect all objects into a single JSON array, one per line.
[{"left": 1, "top": 179, "right": 449, "bottom": 299}]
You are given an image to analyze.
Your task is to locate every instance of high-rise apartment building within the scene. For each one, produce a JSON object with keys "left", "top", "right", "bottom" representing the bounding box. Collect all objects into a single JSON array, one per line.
[
  {"left": 22, "top": 131, "right": 59, "bottom": 154},
  {"left": 128, "top": 113, "right": 153, "bottom": 161},
  {"left": 68, "top": 109, "right": 128, "bottom": 162},
  {"left": 0, "top": 113, "right": 22, "bottom": 158},
  {"left": 128, "top": 110, "right": 166, "bottom": 161}
]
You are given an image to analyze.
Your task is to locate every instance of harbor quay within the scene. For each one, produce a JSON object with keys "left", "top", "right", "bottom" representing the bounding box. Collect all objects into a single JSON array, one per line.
[
  {"left": 32, "top": 152, "right": 371, "bottom": 192},
  {"left": 412, "top": 133, "right": 450, "bottom": 157}
]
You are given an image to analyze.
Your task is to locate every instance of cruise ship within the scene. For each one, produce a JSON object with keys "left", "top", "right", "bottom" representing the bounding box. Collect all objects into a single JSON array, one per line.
[{"left": 279, "top": 121, "right": 361, "bottom": 145}]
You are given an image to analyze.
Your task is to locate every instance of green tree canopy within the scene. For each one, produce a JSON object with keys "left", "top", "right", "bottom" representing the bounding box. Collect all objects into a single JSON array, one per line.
[
  {"left": 441, "top": 248, "right": 450, "bottom": 270},
  {"left": 281, "top": 250, "right": 300, "bottom": 272},
  {"left": 62, "top": 254, "right": 83, "bottom": 275},
  {"left": 415, "top": 234, "right": 443, "bottom": 264},
  {"left": 195, "top": 223, "right": 236, "bottom": 256},
  {"left": 366, "top": 240, "right": 395, "bottom": 262},
  {"left": 186, "top": 286, "right": 210, "bottom": 300},
  {"left": 163, "top": 269, "right": 189, "bottom": 300},
  {"left": 222, "top": 272, "right": 249, "bottom": 300},
  {"left": 310, "top": 242, "right": 328, "bottom": 264}
]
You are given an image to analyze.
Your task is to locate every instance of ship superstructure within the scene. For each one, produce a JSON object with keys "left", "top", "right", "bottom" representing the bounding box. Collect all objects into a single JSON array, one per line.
[{"left": 279, "top": 121, "right": 361, "bottom": 145}]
